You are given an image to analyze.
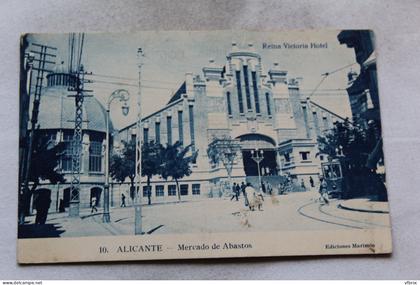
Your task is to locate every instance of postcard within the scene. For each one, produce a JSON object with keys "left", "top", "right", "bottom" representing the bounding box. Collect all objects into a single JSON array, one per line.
[{"left": 17, "top": 30, "right": 391, "bottom": 263}]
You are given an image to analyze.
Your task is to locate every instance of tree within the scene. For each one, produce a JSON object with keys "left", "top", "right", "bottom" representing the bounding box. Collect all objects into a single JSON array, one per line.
[
  {"left": 110, "top": 140, "right": 164, "bottom": 205},
  {"left": 207, "top": 136, "right": 241, "bottom": 193},
  {"left": 141, "top": 141, "right": 164, "bottom": 205},
  {"left": 110, "top": 140, "right": 136, "bottom": 202},
  {"left": 160, "top": 142, "right": 198, "bottom": 201},
  {"left": 317, "top": 119, "right": 387, "bottom": 200},
  {"left": 19, "top": 131, "right": 66, "bottom": 221}
]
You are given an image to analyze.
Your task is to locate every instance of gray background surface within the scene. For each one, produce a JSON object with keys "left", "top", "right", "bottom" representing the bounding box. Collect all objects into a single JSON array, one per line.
[{"left": 1, "top": 0, "right": 419, "bottom": 280}]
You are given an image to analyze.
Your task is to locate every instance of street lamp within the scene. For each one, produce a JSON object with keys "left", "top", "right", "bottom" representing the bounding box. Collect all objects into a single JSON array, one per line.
[
  {"left": 250, "top": 148, "right": 264, "bottom": 191},
  {"left": 103, "top": 89, "right": 130, "bottom": 223}
]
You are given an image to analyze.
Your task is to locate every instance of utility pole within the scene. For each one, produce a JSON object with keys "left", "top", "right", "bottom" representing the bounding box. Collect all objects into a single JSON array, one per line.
[
  {"left": 19, "top": 42, "right": 56, "bottom": 225},
  {"left": 67, "top": 33, "right": 91, "bottom": 217},
  {"left": 134, "top": 48, "right": 144, "bottom": 235}
]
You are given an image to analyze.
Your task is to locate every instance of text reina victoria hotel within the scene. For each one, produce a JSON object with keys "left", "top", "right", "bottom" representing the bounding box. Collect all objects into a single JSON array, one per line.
[{"left": 118, "top": 42, "right": 345, "bottom": 203}]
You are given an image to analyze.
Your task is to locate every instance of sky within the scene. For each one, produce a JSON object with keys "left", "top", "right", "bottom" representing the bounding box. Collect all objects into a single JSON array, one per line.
[{"left": 27, "top": 31, "right": 357, "bottom": 129}]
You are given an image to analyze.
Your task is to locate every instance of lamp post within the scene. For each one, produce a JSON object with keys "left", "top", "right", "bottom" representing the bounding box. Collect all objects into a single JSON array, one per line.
[
  {"left": 251, "top": 148, "right": 264, "bottom": 191},
  {"left": 134, "top": 48, "right": 145, "bottom": 235},
  {"left": 103, "top": 89, "right": 130, "bottom": 223}
]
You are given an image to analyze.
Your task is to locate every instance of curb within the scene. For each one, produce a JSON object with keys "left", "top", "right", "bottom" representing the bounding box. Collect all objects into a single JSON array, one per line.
[{"left": 338, "top": 203, "right": 389, "bottom": 214}]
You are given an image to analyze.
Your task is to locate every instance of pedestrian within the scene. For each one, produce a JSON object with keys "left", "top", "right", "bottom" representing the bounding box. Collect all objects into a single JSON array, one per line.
[
  {"left": 230, "top": 182, "right": 238, "bottom": 201},
  {"left": 245, "top": 183, "right": 264, "bottom": 211},
  {"left": 319, "top": 178, "right": 329, "bottom": 204},
  {"left": 309, "top": 176, "right": 314, "bottom": 188},
  {"left": 300, "top": 179, "right": 306, "bottom": 189},
  {"left": 267, "top": 182, "right": 273, "bottom": 195},
  {"left": 261, "top": 181, "right": 266, "bottom": 193},
  {"left": 240, "top": 181, "right": 248, "bottom": 206},
  {"left": 121, "top": 193, "right": 126, "bottom": 207},
  {"left": 34, "top": 189, "right": 51, "bottom": 225},
  {"left": 91, "top": 196, "right": 98, "bottom": 213},
  {"left": 235, "top": 183, "right": 241, "bottom": 201}
]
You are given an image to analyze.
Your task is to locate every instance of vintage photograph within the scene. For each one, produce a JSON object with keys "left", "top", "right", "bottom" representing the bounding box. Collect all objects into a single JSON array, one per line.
[{"left": 17, "top": 30, "right": 391, "bottom": 262}]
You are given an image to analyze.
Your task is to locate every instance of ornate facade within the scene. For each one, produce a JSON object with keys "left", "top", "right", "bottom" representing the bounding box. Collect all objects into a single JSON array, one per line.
[{"left": 118, "top": 43, "right": 347, "bottom": 203}]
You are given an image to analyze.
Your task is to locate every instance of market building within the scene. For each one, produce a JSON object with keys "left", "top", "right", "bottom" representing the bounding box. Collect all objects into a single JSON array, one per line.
[{"left": 118, "top": 43, "right": 347, "bottom": 203}]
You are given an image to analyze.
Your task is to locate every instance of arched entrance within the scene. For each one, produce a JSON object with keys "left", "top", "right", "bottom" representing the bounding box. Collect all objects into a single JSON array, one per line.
[{"left": 236, "top": 134, "right": 278, "bottom": 176}]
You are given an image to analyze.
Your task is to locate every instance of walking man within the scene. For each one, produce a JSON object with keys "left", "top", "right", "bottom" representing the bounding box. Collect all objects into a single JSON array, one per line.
[
  {"left": 235, "top": 183, "right": 241, "bottom": 201},
  {"left": 91, "top": 196, "right": 98, "bottom": 213},
  {"left": 230, "top": 182, "right": 239, "bottom": 201},
  {"left": 240, "top": 181, "right": 248, "bottom": 206},
  {"left": 121, "top": 193, "right": 126, "bottom": 207},
  {"left": 309, "top": 176, "right": 314, "bottom": 188}
]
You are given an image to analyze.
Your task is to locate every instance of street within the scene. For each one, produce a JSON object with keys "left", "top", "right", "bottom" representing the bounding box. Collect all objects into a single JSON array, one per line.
[{"left": 19, "top": 191, "right": 391, "bottom": 238}]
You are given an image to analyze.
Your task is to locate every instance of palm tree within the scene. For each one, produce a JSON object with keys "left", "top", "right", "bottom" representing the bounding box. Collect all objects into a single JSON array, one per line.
[{"left": 207, "top": 136, "right": 241, "bottom": 194}]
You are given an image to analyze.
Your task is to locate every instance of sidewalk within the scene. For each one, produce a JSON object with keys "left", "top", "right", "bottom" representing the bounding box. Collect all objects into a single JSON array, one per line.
[{"left": 338, "top": 198, "right": 389, "bottom": 214}]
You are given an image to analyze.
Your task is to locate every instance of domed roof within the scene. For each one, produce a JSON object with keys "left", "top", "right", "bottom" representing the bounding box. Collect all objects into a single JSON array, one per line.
[{"left": 33, "top": 85, "right": 112, "bottom": 133}]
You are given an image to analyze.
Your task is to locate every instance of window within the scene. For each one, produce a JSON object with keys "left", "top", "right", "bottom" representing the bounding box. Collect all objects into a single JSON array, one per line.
[
  {"left": 252, "top": 71, "right": 260, "bottom": 113},
  {"left": 89, "top": 141, "right": 103, "bottom": 172},
  {"left": 178, "top": 110, "right": 183, "bottom": 145},
  {"left": 319, "top": 155, "right": 324, "bottom": 161},
  {"left": 243, "top": 65, "right": 252, "bottom": 110},
  {"left": 284, "top": 153, "right": 291, "bottom": 162},
  {"left": 265, "top": 92, "right": 272, "bottom": 116},
  {"left": 192, "top": 184, "right": 200, "bottom": 195},
  {"left": 167, "top": 116, "right": 172, "bottom": 145},
  {"left": 188, "top": 105, "right": 195, "bottom": 150},
  {"left": 155, "top": 121, "right": 160, "bottom": 144},
  {"left": 300, "top": 151, "right": 310, "bottom": 161},
  {"left": 143, "top": 128, "right": 149, "bottom": 143},
  {"left": 235, "top": 71, "right": 244, "bottom": 113},
  {"left": 180, "top": 184, "right": 188, "bottom": 196},
  {"left": 61, "top": 132, "right": 73, "bottom": 172},
  {"left": 155, "top": 185, "right": 164, "bottom": 197},
  {"left": 168, "top": 185, "right": 177, "bottom": 196},
  {"left": 226, "top": 92, "right": 232, "bottom": 115},
  {"left": 143, "top": 186, "right": 151, "bottom": 197}
]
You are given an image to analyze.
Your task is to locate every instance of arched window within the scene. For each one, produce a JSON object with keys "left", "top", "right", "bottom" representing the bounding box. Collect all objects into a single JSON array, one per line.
[
  {"left": 178, "top": 110, "right": 183, "bottom": 145},
  {"left": 235, "top": 71, "right": 244, "bottom": 113},
  {"left": 143, "top": 128, "right": 149, "bottom": 143},
  {"left": 226, "top": 92, "right": 232, "bottom": 115},
  {"left": 252, "top": 71, "right": 260, "bottom": 113},
  {"left": 243, "top": 65, "right": 252, "bottom": 110},
  {"left": 167, "top": 116, "right": 172, "bottom": 145},
  {"left": 155, "top": 121, "right": 160, "bottom": 144},
  {"left": 265, "top": 92, "right": 272, "bottom": 116}
]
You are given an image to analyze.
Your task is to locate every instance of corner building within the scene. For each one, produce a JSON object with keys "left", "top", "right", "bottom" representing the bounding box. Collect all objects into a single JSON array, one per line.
[{"left": 119, "top": 43, "right": 346, "bottom": 202}]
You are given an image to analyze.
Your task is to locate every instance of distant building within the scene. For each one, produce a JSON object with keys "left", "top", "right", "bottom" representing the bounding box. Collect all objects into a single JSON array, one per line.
[
  {"left": 118, "top": 43, "right": 346, "bottom": 203},
  {"left": 337, "top": 30, "right": 383, "bottom": 169},
  {"left": 337, "top": 30, "right": 378, "bottom": 129}
]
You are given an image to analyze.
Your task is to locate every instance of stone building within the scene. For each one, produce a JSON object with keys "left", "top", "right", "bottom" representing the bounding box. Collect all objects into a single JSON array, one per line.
[
  {"left": 337, "top": 30, "right": 378, "bottom": 129},
  {"left": 118, "top": 43, "right": 347, "bottom": 203},
  {"left": 29, "top": 63, "right": 109, "bottom": 212},
  {"left": 337, "top": 30, "right": 383, "bottom": 169}
]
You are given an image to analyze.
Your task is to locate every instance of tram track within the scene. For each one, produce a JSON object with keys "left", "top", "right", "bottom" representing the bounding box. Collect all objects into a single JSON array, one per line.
[
  {"left": 318, "top": 203, "right": 389, "bottom": 228},
  {"left": 297, "top": 201, "right": 364, "bottom": 229}
]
